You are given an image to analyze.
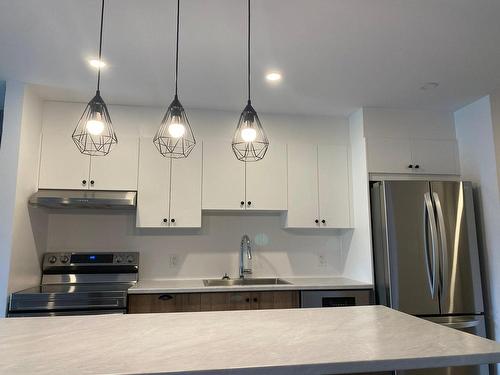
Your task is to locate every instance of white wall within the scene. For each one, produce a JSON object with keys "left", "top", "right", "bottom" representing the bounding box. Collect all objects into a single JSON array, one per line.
[
  {"left": 0, "top": 82, "right": 45, "bottom": 316},
  {"left": 487, "top": 90, "right": 500, "bottom": 194},
  {"left": 41, "top": 101, "right": 369, "bottom": 281},
  {"left": 454, "top": 96, "right": 500, "bottom": 342}
]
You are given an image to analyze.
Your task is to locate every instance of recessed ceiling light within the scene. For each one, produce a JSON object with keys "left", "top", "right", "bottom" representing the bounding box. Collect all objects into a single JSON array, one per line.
[
  {"left": 266, "top": 72, "right": 282, "bottom": 82},
  {"left": 89, "top": 59, "right": 106, "bottom": 69},
  {"left": 420, "top": 82, "right": 439, "bottom": 90}
]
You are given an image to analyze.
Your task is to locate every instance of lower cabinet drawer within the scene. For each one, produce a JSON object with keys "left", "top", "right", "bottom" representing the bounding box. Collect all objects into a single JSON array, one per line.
[{"left": 128, "top": 291, "right": 300, "bottom": 314}]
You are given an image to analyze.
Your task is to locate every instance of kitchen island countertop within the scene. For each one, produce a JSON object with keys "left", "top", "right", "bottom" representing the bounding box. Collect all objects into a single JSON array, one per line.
[
  {"left": 2, "top": 305, "right": 500, "bottom": 375},
  {"left": 128, "top": 276, "right": 372, "bottom": 294}
]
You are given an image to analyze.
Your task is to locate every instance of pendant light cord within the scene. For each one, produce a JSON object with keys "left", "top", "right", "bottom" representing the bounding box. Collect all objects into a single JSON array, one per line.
[
  {"left": 175, "top": 0, "right": 180, "bottom": 96},
  {"left": 96, "top": 0, "right": 105, "bottom": 92},
  {"left": 247, "top": 0, "right": 251, "bottom": 103}
]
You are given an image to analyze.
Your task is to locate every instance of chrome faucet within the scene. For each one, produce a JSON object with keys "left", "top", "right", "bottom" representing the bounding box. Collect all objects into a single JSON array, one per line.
[{"left": 239, "top": 234, "right": 253, "bottom": 279}]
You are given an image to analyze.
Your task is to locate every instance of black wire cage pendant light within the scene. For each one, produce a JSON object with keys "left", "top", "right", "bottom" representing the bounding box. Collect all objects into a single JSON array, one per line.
[
  {"left": 72, "top": 0, "right": 117, "bottom": 156},
  {"left": 232, "top": 0, "right": 269, "bottom": 162},
  {"left": 154, "top": 0, "right": 196, "bottom": 158}
]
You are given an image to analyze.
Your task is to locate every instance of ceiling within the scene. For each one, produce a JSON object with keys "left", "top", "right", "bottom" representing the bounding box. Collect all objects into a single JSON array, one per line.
[{"left": 1, "top": 0, "right": 500, "bottom": 116}]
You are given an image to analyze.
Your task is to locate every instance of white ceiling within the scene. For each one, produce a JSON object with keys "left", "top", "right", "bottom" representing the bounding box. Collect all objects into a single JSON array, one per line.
[{"left": 1, "top": 0, "right": 500, "bottom": 116}]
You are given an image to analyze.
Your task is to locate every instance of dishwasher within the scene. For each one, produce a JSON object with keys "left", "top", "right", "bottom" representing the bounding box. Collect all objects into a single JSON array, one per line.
[{"left": 301, "top": 290, "right": 373, "bottom": 308}]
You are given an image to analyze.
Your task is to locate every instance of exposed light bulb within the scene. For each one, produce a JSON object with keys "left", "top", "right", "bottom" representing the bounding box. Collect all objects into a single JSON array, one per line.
[
  {"left": 241, "top": 127, "right": 257, "bottom": 142},
  {"left": 168, "top": 116, "right": 186, "bottom": 138},
  {"left": 89, "top": 59, "right": 106, "bottom": 69},
  {"left": 86, "top": 119, "right": 105, "bottom": 135},
  {"left": 266, "top": 72, "right": 282, "bottom": 82}
]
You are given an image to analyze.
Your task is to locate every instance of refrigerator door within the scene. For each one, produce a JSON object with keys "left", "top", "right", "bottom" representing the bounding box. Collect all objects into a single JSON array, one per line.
[
  {"left": 377, "top": 181, "right": 440, "bottom": 315},
  {"left": 430, "top": 181, "right": 484, "bottom": 315},
  {"left": 397, "top": 315, "right": 488, "bottom": 375}
]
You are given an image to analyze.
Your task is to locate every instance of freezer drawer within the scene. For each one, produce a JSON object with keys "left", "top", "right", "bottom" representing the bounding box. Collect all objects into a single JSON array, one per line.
[{"left": 397, "top": 315, "right": 488, "bottom": 375}]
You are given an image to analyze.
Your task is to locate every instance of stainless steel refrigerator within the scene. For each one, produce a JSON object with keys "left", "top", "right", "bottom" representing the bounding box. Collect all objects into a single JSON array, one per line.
[{"left": 371, "top": 181, "right": 487, "bottom": 375}]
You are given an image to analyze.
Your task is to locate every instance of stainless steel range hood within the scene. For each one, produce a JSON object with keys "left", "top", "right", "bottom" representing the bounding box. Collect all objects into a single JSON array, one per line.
[{"left": 28, "top": 190, "right": 136, "bottom": 209}]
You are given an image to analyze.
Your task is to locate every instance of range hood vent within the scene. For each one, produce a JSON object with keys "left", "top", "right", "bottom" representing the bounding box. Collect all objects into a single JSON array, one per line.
[{"left": 29, "top": 190, "right": 136, "bottom": 210}]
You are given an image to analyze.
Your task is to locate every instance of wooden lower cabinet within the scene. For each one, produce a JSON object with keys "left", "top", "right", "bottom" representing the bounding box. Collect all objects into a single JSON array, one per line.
[{"left": 128, "top": 291, "right": 300, "bottom": 314}]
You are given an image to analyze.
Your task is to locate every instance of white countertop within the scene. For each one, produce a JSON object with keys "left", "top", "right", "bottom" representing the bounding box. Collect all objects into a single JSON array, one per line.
[
  {"left": 2, "top": 306, "right": 500, "bottom": 375},
  {"left": 128, "top": 276, "right": 372, "bottom": 294}
]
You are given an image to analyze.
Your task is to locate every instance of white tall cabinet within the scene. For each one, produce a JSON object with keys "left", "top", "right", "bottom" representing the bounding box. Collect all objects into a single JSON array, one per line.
[
  {"left": 136, "top": 138, "right": 202, "bottom": 228},
  {"left": 286, "top": 144, "right": 351, "bottom": 228},
  {"left": 202, "top": 141, "right": 287, "bottom": 211}
]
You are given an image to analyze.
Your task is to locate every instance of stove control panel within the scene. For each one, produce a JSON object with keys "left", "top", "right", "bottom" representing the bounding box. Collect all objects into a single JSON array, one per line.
[{"left": 42, "top": 252, "right": 139, "bottom": 269}]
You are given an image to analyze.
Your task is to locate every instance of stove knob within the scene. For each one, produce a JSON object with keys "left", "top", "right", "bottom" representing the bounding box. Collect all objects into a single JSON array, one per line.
[
  {"left": 60, "top": 255, "right": 69, "bottom": 264},
  {"left": 48, "top": 256, "right": 57, "bottom": 264},
  {"left": 126, "top": 256, "right": 134, "bottom": 264},
  {"left": 115, "top": 256, "right": 123, "bottom": 264}
]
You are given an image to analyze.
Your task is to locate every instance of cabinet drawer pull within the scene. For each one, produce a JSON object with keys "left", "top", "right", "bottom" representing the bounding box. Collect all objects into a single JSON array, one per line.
[
  {"left": 163, "top": 218, "right": 168, "bottom": 223},
  {"left": 315, "top": 219, "right": 319, "bottom": 224},
  {"left": 414, "top": 165, "right": 420, "bottom": 169},
  {"left": 253, "top": 298, "right": 258, "bottom": 303},
  {"left": 170, "top": 218, "right": 175, "bottom": 223},
  {"left": 82, "top": 180, "right": 87, "bottom": 185},
  {"left": 245, "top": 298, "right": 250, "bottom": 303},
  {"left": 247, "top": 201, "right": 252, "bottom": 206},
  {"left": 240, "top": 201, "right": 245, "bottom": 206},
  {"left": 321, "top": 219, "right": 326, "bottom": 224},
  {"left": 158, "top": 294, "right": 173, "bottom": 301},
  {"left": 408, "top": 164, "right": 413, "bottom": 169},
  {"left": 90, "top": 180, "right": 95, "bottom": 185}
]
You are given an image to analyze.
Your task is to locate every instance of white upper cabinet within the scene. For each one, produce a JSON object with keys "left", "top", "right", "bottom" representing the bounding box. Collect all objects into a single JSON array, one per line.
[
  {"left": 169, "top": 145, "right": 203, "bottom": 227},
  {"left": 136, "top": 138, "right": 170, "bottom": 228},
  {"left": 286, "top": 144, "right": 352, "bottom": 229},
  {"left": 39, "top": 131, "right": 139, "bottom": 191},
  {"left": 410, "top": 139, "right": 459, "bottom": 175},
  {"left": 38, "top": 130, "right": 91, "bottom": 190},
  {"left": 89, "top": 135, "right": 139, "bottom": 191},
  {"left": 318, "top": 145, "right": 351, "bottom": 228},
  {"left": 245, "top": 143, "right": 287, "bottom": 211},
  {"left": 366, "top": 138, "right": 413, "bottom": 174},
  {"left": 136, "top": 138, "right": 202, "bottom": 228},
  {"left": 202, "top": 141, "right": 245, "bottom": 210},
  {"left": 286, "top": 144, "right": 319, "bottom": 228},
  {"left": 366, "top": 137, "right": 460, "bottom": 175}
]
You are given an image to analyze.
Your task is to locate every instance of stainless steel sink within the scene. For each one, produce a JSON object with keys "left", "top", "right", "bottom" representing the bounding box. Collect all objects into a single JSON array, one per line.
[{"left": 203, "top": 278, "right": 291, "bottom": 287}]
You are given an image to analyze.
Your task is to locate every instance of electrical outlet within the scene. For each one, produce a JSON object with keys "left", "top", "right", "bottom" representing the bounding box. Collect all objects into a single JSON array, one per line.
[
  {"left": 169, "top": 255, "right": 179, "bottom": 268},
  {"left": 318, "top": 254, "right": 327, "bottom": 267}
]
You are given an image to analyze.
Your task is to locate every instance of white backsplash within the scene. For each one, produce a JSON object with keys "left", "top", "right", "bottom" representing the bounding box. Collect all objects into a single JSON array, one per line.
[{"left": 46, "top": 212, "right": 351, "bottom": 280}]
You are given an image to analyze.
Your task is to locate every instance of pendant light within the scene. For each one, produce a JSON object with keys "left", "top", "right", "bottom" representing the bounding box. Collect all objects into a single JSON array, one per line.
[
  {"left": 153, "top": 0, "right": 196, "bottom": 158},
  {"left": 232, "top": 0, "right": 269, "bottom": 162},
  {"left": 72, "top": 0, "right": 117, "bottom": 156}
]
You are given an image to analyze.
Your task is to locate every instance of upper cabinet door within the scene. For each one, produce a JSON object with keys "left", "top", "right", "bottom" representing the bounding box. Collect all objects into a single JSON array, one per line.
[
  {"left": 410, "top": 139, "right": 460, "bottom": 175},
  {"left": 136, "top": 138, "right": 170, "bottom": 228},
  {"left": 318, "top": 145, "right": 352, "bottom": 228},
  {"left": 245, "top": 143, "right": 287, "bottom": 211},
  {"left": 286, "top": 144, "right": 319, "bottom": 228},
  {"left": 38, "top": 130, "right": 91, "bottom": 189},
  {"left": 202, "top": 140, "right": 245, "bottom": 210},
  {"left": 169, "top": 144, "right": 203, "bottom": 228},
  {"left": 366, "top": 138, "right": 413, "bottom": 174},
  {"left": 89, "top": 135, "right": 139, "bottom": 191}
]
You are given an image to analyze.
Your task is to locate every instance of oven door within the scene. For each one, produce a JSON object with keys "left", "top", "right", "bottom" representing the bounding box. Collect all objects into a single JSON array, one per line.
[{"left": 8, "top": 309, "right": 126, "bottom": 317}]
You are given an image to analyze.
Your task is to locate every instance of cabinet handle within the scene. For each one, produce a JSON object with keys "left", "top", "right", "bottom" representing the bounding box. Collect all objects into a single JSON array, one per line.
[
  {"left": 170, "top": 218, "right": 175, "bottom": 223},
  {"left": 414, "top": 165, "right": 420, "bottom": 169},
  {"left": 253, "top": 298, "right": 258, "bottom": 303},
  {"left": 90, "top": 180, "right": 95, "bottom": 185},
  {"left": 240, "top": 201, "right": 245, "bottom": 206},
  {"left": 82, "top": 180, "right": 87, "bottom": 185},
  {"left": 245, "top": 298, "right": 250, "bottom": 303},
  {"left": 247, "top": 201, "right": 252, "bottom": 206},
  {"left": 408, "top": 164, "right": 413, "bottom": 169},
  {"left": 163, "top": 218, "right": 168, "bottom": 223},
  {"left": 321, "top": 219, "right": 326, "bottom": 224},
  {"left": 158, "top": 294, "right": 173, "bottom": 301},
  {"left": 315, "top": 219, "right": 319, "bottom": 224}
]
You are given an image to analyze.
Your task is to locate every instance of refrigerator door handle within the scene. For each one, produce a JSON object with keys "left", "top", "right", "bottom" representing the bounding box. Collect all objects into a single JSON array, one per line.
[
  {"left": 440, "top": 319, "right": 482, "bottom": 330},
  {"left": 424, "top": 193, "right": 439, "bottom": 299},
  {"left": 433, "top": 192, "right": 449, "bottom": 302}
]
